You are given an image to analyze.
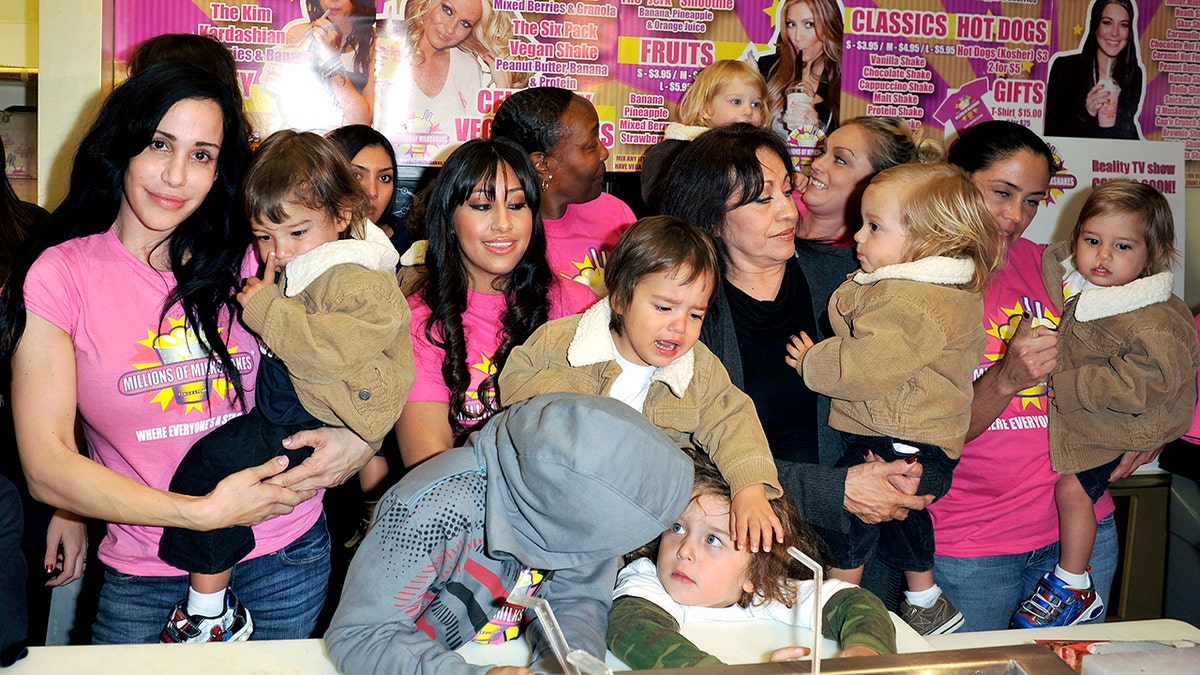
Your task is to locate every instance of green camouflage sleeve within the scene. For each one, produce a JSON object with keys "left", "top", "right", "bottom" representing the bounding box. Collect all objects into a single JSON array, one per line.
[
  {"left": 606, "top": 596, "right": 724, "bottom": 669},
  {"left": 822, "top": 587, "right": 897, "bottom": 655}
]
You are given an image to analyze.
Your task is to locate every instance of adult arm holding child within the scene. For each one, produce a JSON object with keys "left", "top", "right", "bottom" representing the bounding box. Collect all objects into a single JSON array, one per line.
[
  {"left": 12, "top": 314, "right": 311, "bottom": 530},
  {"left": 966, "top": 314, "right": 1058, "bottom": 442}
]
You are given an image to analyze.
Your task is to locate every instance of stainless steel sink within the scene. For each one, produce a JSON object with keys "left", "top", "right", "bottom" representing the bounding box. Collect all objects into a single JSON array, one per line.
[{"left": 639, "top": 644, "right": 1076, "bottom": 674}]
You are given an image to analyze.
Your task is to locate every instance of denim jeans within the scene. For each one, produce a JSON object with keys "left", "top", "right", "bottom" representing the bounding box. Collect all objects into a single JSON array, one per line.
[
  {"left": 933, "top": 513, "right": 1117, "bottom": 632},
  {"left": 93, "top": 514, "right": 330, "bottom": 644}
]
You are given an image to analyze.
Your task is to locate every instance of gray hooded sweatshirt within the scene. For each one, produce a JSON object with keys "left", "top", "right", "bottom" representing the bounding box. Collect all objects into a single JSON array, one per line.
[{"left": 326, "top": 393, "right": 694, "bottom": 674}]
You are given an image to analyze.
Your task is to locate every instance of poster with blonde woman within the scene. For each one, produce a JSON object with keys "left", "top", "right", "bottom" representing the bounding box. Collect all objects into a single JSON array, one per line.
[{"left": 374, "top": 0, "right": 526, "bottom": 166}]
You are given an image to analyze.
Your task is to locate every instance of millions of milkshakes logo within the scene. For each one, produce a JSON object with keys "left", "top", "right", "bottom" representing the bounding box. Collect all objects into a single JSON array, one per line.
[
  {"left": 983, "top": 147, "right": 1073, "bottom": 412},
  {"left": 567, "top": 246, "right": 607, "bottom": 294},
  {"left": 117, "top": 317, "right": 251, "bottom": 415},
  {"left": 460, "top": 353, "right": 497, "bottom": 422}
]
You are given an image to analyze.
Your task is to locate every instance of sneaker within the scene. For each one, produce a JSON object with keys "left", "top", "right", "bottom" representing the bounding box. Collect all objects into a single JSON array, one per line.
[
  {"left": 1011, "top": 570, "right": 1104, "bottom": 628},
  {"left": 901, "top": 594, "right": 965, "bottom": 635},
  {"left": 159, "top": 589, "right": 253, "bottom": 643}
]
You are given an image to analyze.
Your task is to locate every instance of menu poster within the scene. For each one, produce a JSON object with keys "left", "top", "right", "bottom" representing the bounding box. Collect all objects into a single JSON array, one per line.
[
  {"left": 610, "top": 1, "right": 777, "bottom": 171},
  {"left": 841, "top": 0, "right": 1054, "bottom": 143}
]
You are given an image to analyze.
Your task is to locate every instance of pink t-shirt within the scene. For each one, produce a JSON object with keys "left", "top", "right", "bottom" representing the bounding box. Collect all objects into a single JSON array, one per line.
[
  {"left": 929, "top": 238, "right": 1114, "bottom": 558},
  {"left": 24, "top": 230, "right": 322, "bottom": 576},
  {"left": 1184, "top": 315, "right": 1200, "bottom": 444},
  {"left": 408, "top": 280, "right": 596, "bottom": 421},
  {"left": 544, "top": 192, "right": 635, "bottom": 297}
]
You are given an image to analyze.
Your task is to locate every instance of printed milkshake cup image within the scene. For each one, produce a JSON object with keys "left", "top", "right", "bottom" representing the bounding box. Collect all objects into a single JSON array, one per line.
[
  {"left": 784, "top": 83, "right": 816, "bottom": 132},
  {"left": 1097, "top": 79, "right": 1119, "bottom": 128},
  {"left": 152, "top": 325, "right": 209, "bottom": 404},
  {"left": 784, "top": 84, "right": 823, "bottom": 172},
  {"left": 1097, "top": 61, "right": 1119, "bottom": 128}
]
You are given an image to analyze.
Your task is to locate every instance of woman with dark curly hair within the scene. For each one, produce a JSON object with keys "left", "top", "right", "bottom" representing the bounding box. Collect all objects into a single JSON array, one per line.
[
  {"left": 1045, "top": 0, "right": 1143, "bottom": 139},
  {"left": 396, "top": 138, "right": 595, "bottom": 467},
  {"left": 491, "top": 87, "right": 635, "bottom": 298}
]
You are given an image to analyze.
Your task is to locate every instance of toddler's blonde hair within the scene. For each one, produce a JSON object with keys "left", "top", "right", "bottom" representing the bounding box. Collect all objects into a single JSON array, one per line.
[
  {"left": 868, "top": 163, "right": 1003, "bottom": 293},
  {"left": 676, "top": 60, "right": 769, "bottom": 128}
]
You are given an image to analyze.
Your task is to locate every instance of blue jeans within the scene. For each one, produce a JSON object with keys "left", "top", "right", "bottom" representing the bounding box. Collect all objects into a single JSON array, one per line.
[
  {"left": 93, "top": 514, "right": 330, "bottom": 644},
  {"left": 933, "top": 513, "right": 1117, "bottom": 632}
]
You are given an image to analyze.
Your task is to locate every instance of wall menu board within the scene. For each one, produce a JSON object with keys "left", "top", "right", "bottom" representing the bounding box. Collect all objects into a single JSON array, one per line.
[
  {"left": 840, "top": 1, "right": 1054, "bottom": 142},
  {"left": 113, "top": 0, "right": 1198, "bottom": 185}
]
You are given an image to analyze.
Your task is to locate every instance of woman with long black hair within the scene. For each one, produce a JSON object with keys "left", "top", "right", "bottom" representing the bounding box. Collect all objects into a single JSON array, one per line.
[
  {"left": 1045, "top": 0, "right": 1143, "bottom": 139},
  {"left": 395, "top": 138, "right": 594, "bottom": 467}
]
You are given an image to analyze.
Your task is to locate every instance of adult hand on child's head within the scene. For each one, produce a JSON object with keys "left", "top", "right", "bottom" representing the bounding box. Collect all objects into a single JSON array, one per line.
[
  {"left": 994, "top": 314, "right": 1058, "bottom": 395},
  {"left": 770, "top": 646, "right": 811, "bottom": 662},
  {"left": 730, "top": 484, "right": 785, "bottom": 553},
  {"left": 268, "top": 426, "right": 374, "bottom": 492},
  {"left": 237, "top": 251, "right": 279, "bottom": 308},
  {"left": 844, "top": 460, "right": 933, "bottom": 524}
]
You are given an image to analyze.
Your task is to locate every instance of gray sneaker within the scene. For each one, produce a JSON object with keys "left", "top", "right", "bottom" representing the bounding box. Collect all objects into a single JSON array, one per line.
[{"left": 900, "top": 594, "right": 964, "bottom": 635}]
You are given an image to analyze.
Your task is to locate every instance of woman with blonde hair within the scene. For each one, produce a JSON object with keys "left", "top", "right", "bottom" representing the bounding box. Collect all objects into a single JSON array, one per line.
[
  {"left": 759, "top": 0, "right": 843, "bottom": 134},
  {"left": 375, "top": 0, "right": 519, "bottom": 137}
]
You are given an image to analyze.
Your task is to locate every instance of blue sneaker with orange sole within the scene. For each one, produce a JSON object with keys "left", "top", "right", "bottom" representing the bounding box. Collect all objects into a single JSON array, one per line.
[{"left": 1011, "top": 569, "right": 1104, "bottom": 628}]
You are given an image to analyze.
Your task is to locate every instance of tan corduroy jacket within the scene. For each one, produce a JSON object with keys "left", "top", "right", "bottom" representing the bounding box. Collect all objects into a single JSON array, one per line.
[
  {"left": 242, "top": 223, "right": 413, "bottom": 449},
  {"left": 802, "top": 257, "right": 985, "bottom": 458},
  {"left": 1040, "top": 241, "right": 1198, "bottom": 474},
  {"left": 499, "top": 298, "right": 782, "bottom": 499}
]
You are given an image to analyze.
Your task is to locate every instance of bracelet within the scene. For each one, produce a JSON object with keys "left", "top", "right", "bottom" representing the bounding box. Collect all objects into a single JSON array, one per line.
[{"left": 317, "top": 55, "right": 345, "bottom": 80}]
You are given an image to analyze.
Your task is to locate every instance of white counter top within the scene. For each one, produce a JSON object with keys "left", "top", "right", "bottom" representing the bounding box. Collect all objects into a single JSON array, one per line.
[
  {"left": 924, "top": 617, "right": 1200, "bottom": 651},
  {"left": 12, "top": 618, "right": 1196, "bottom": 673}
]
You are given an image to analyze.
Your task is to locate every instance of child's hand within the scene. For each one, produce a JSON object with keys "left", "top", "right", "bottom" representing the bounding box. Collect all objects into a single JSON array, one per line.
[
  {"left": 486, "top": 668, "right": 533, "bottom": 675},
  {"left": 836, "top": 645, "right": 881, "bottom": 658},
  {"left": 238, "top": 251, "right": 279, "bottom": 308},
  {"left": 784, "top": 332, "right": 815, "bottom": 376},
  {"left": 730, "top": 484, "right": 784, "bottom": 553},
  {"left": 769, "top": 646, "right": 811, "bottom": 662}
]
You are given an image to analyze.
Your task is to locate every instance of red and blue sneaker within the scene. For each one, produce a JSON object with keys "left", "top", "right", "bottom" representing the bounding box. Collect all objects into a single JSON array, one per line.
[
  {"left": 1011, "top": 570, "right": 1104, "bottom": 628},
  {"left": 159, "top": 589, "right": 253, "bottom": 643}
]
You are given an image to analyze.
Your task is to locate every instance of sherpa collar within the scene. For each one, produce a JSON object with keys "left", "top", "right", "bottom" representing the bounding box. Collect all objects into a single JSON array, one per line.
[
  {"left": 566, "top": 298, "right": 696, "bottom": 398},
  {"left": 1060, "top": 255, "right": 1174, "bottom": 322},
  {"left": 852, "top": 256, "right": 974, "bottom": 286},
  {"left": 663, "top": 122, "right": 710, "bottom": 142},
  {"left": 281, "top": 220, "right": 399, "bottom": 297}
]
